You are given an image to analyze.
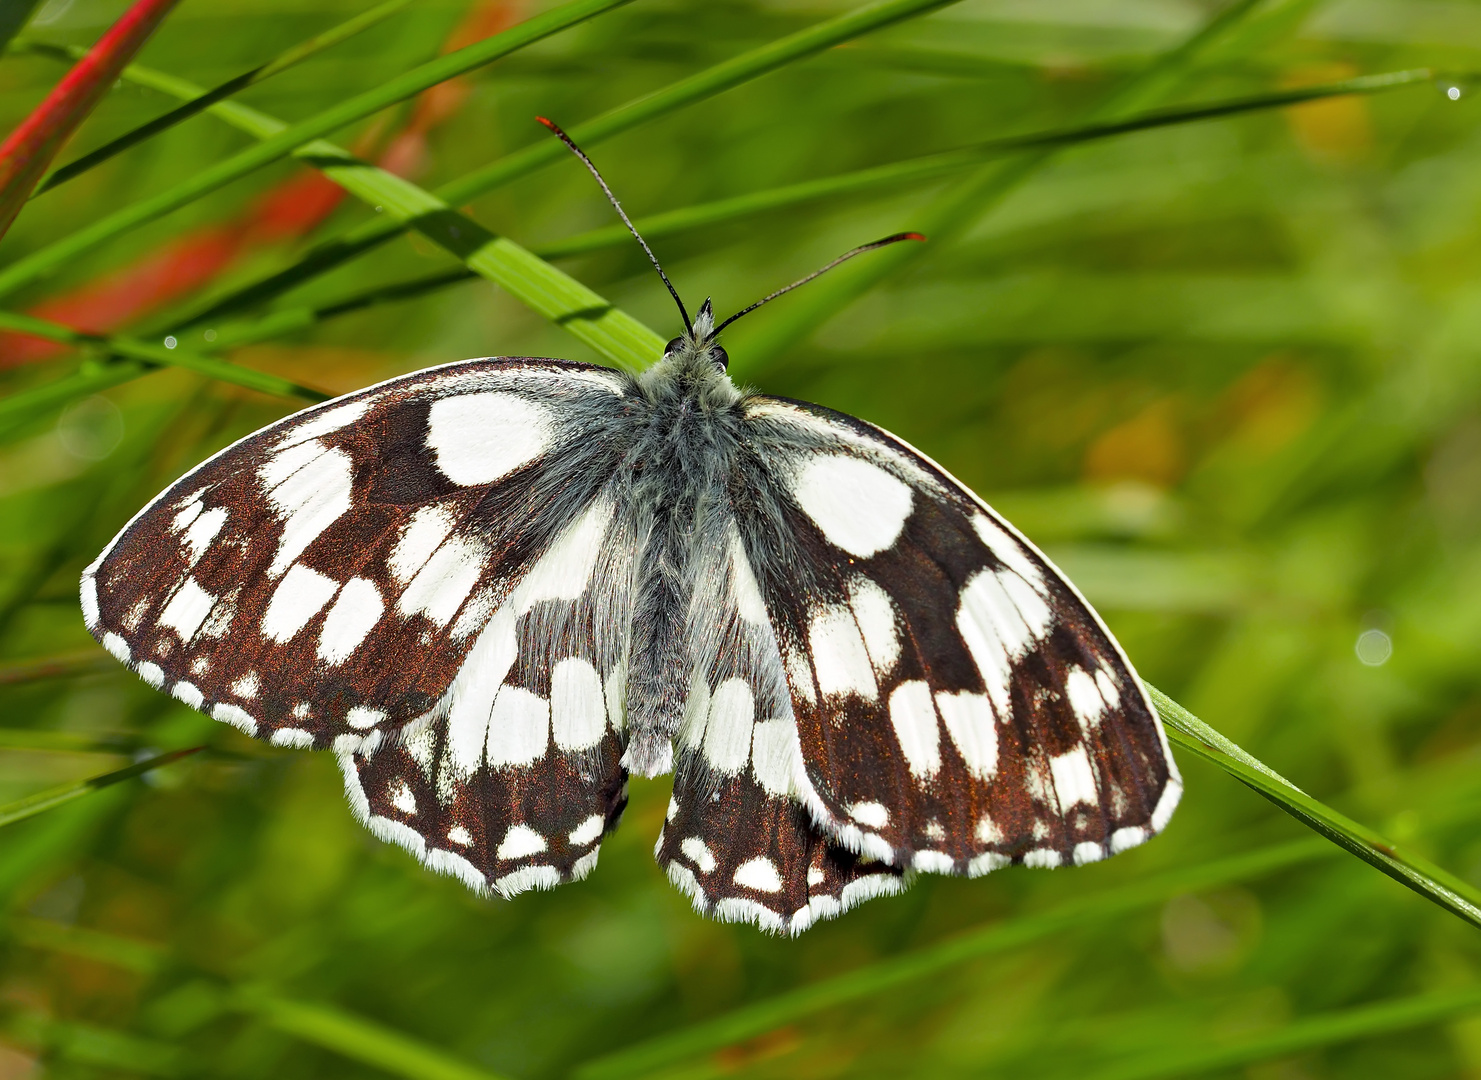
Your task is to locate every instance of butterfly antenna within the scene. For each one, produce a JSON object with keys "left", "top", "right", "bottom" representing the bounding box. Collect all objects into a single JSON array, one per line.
[
  {"left": 712, "top": 232, "right": 925, "bottom": 336},
  {"left": 537, "top": 116, "right": 692, "bottom": 336}
]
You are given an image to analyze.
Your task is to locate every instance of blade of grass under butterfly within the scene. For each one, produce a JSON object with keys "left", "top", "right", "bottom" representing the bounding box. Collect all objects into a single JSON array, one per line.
[
  {"left": 172, "top": 0, "right": 967, "bottom": 328},
  {"left": 27, "top": 0, "right": 415, "bottom": 197},
  {"left": 730, "top": 0, "right": 1274, "bottom": 372},
  {"left": 236, "top": 992, "right": 512, "bottom": 1080},
  {"left": 0, "top": 747, "right": 201, "bottom": 829},
  {"left": 572, "top": 838, "right": 1330, "bottom": 1080},
  {"left": 0, "top": 310, "right": 327, "bottom": 402},
  {"left": 1087, "top": 984, "right": 1481, "bottom": 1080},
  {"left": 0, "top": 0, "right": 636, "bottom": 301},
  {"left": 1149, "top": 685, "right": 1481, "bottom": 930},
  {"left": 0, "top": 360, "right": 150, "bottom": 436},
  {"left": 0, "top": 0, "right": 182, "bottom": 242}
]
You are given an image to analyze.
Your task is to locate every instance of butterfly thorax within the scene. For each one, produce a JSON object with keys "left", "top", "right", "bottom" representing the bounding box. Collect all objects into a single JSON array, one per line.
[{"left": 620, "top": 324, "right": 748, "bottom": 777}]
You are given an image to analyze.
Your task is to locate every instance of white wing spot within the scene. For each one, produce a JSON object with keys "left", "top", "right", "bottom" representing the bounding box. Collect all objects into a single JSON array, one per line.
[
  {"left": 935, "top": 690, "right": 999, "bottom": 780},
  {"left": 485, "top": 686, "right": 550, "bottom": 769},
  {"left": 975, "top": 813, "right": 1003, "bottom": 845},
  {"left": 971, "top": 514, "right": 1045, "bottom": 590},
  {"left": 750, "top": 719, "right": 800, "bottom": 798},
  {"left": 1073, "top": 841, "right": 1105, "bottom": 865},
  {"left": 794, "top": 454, "right": 912, "bottom": 558},
  {"left": 1064, "top": 666, "right": 1107, "bottom": 731},
  {"left": 727, "top": 525, "right": 769, "bottom": 624},
  {"left": 681, "top": 836, "right": 717, "bottom": 874},
  {"left": 568, "top": 814, "right": 604, "bottom": 847},
  {"left": 496, "top": 824, "right": 547, "bottom": 860},
  {"left": 318, "top": 577, "right": 385, "bottom": 664},
  {"left": 389, "top": 780, "right": 417, "bottom": 815},
  {"left": 276, "top": 400, "right": 371, "bottom": 450},
  {"left": 913, "top": 851, "right": 954, "bottom": 873},
  {"left": 734, "top": 856, "right": 783, "bottom": 893},
  {"left": 389, "top": 506, "right": 457, "bottom": 586},
  {"left": 446, "top": 608, "right": 518, "bottom": 773},
  {"left": 270, "top": 728, "right": 314, "bottom": 749},
  {"left": 261, "top": 442, "right": 354, "bottom": 577},
  {"left": 212, "top": 702, "right": 256, "bottom": 735},
  {"left": 229, "top": 672, "right": 259, "bottom": 700},
  {"left": 346, "top": 706, "right": 385, "bottom": 729},
  {"left": 136, "top": 662, "right": 164, "bottom": 688},
  {"left": 101, "top": 632, "right": 130, "bottom": 664},
  {"left": 446, "top": 825, "right": 473, "bottom": 847},
  {"left": 808, "top": 606, "right": 877, "bottom": 700},
  {"left": 848, "top": 576, "right": 900, "bottom": 671},
  {"left": 512, "top": 497, "right": 613, "bottom": 610},
  {"left": 889, "top": 680, "right": 941, "bottom": 779},
  {"left": 262, "top": 564, "right": 338, "bottom": 643},
  {"left": 1050, "top": 746, "right": 1098, "bottom": 812},
  {"left": 180, "top": 506, "right": 227, "bottom": 567},
  {"left": 158, "top": 577, "right": 216, "bottom": 643},
  {"left": 1023, "top": 849, "right": 1062, "bottom": 869},
  {"left": 849, "top": 801, "right": 890, "bottom": 828},
  {"left": 551, "top": 658, "right": 607, "bottom": 753},
  {"left": 1096, "top": 668, "right": 1121, "bottom": 710},
  {"left": 171, "top": 681, "right": 204, "bottom": 709},
  {"left": 1110, "top": 825, "right": 1149, "bottom": 853},
  {"left": 702, "top": 678, "right": 755, "bottom": 775},
  {"left": 427, "top": 393, "right": 551, "bottom": 486},
  {"left": 399, "top": 533, "right": 487, "bottom": 628}
]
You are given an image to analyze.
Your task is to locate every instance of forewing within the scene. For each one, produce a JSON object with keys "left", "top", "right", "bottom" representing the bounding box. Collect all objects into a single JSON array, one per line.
[
  {"left": 735, "top": 396, "right": 1182, "bottom": 875},
  {"left": 83, "top": 357, "right": 640, "bottom": 894}
]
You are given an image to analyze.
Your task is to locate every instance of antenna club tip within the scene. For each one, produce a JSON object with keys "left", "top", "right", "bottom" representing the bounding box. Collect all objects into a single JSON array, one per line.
[
  {"left": 902, "top": 232, "right": 927, "bottom": 242},
  {"left": 535, "top": 115, "right": 556, "bottom": 130}
]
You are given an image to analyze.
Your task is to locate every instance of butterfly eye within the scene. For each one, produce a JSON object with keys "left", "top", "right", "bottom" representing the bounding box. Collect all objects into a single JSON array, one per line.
[
  {"left": 711, "top": 346, "right": 730, "bottom": 370},
  {"left": 664, "top": 336, "right": 685, "bottom": 358}
]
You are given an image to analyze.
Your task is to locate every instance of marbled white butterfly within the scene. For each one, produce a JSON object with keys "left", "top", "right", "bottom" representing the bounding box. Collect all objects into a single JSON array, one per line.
[{"left": 81, "top": 120, "right": 1180, "bottom": 935}]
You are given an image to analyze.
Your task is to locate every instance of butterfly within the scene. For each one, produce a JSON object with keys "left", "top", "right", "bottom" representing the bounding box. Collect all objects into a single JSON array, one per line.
[{"left": 81, "top": 119, "right": 1180, "bottom": 935}]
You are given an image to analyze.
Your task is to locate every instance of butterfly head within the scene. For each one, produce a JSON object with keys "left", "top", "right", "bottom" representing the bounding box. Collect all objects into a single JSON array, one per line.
[{"left": 664, "top": 298, "right": 730, "bottom": 372}]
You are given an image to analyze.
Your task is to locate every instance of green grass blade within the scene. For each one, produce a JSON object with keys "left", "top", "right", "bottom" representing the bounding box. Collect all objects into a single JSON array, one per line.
[
  {"left": 175, "top": 0, "right": 967, "bottom": 328},
  {"left": 0, "top": 650, "right": 114, "bottom": 685},
  {"left": 9, "top": 916, "right": 166, "bottom": 974},
  {"left": 25, "top": 0, "right": 415, "bottom": 196},
  {"left": 0, "top": 0, "right": 43, "bottom": 54},
  {"left": 573, "top": 839, "right": 1329, "bottom": 1080},
  {"left": 731, "top": 0, "right": 1271, "bottom": 371},
  {"left": 1151, "top": 686, "right": 1481, "bottom": 930},
  {"left": 0, "top": 309, "right": 328, "bottom": 400},
  {"left": 240, "top": 992, "right": 512, "bottom": 1080},
  {"left": 74, "top": 60, "right": 663, "bottom": 367},
  {"left": 1092, "top": 985, "right": 1481, "bottom": 1080},
  {"left": 0, "top": 0, "right": 636, "bottom": 300},
  {"left": 0, "top": 359, "right": 149, "bottom": 434},
  {"left": 0, "top": 746, "right": 201, "bottom": 828}
]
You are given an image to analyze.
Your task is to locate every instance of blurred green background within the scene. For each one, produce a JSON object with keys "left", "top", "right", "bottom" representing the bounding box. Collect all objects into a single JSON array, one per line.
[{"left": 2, "top": 0, "right": 1481, "bottom": 1076}]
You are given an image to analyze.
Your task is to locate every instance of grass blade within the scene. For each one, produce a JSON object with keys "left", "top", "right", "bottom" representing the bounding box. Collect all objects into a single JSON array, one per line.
[
  {"left": 1150, "top": 685, "right": 1481, "bottom": 930},
  {"left": 573, "top": 839, "right": 1330, "bottom": 1080},
  {"left": 0, "top": 650, "right": 115, "bottom": 685},
  {"left": 0, "top": 309, "right": 328, "bottom": 401},
  {"left": 0, "top": 0, "right": 43, "bottom": 55},
  {"left": 1091, "top": 985, "right": 1481, "bottom": 1080},
  {"left": 0, "top": 0, "right": 636, "bottom": 300},
  {"left": 175, "top": 0, "right": 967, "bottom": 327},
  {"left": 27, "top": 0, "right": 415, "bottom": 197},
  {"left": 732, "top": 0, "right": 1271, "bottom": 371},
  {"left": 239, "top": 992, "right": 512, "bottom": 1080},
  {"left": 0, "top": 746, "right": 201, "bottom": 829},
  {"left": 0, "top": 0, "right": 182, "bottom": 241}
]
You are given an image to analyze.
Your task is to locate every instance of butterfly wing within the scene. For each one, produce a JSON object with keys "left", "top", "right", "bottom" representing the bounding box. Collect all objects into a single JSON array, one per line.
[
  {"left": 655, "top": 515, "right": 904, "bottom": 934},
  {"left": 83, "top": 358, "right": 641, "bottom": 895},
  {"left": 732, "top": 395, "right": 1181, "bottom": 875}
]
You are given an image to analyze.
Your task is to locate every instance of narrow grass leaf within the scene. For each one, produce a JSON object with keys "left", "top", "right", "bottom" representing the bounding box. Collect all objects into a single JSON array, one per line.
[
  {"left": 28, "top": 0, "right": 415, "bottom": 196},
  {"left": 0, "top": 0, "right": 636, "bottom": 300},
  {"left": 0, "top": 746, "right": 200, "bottom": 828},
  {"left": 1150, "top": 685, "right": 1481, "bottom": 930},
  {"left": 0, "top": 309, "right": 328, "bottom": 402},
  {"left": 0, "top": 0, "right": 183, "bottom": 240},
  {"left": 0, "top": 0, "right": 43, "bottom": 54},
  {"left": 0, "top": 649, "right": 115, "bottom": 685},
  {"left": 176, "top": 0, "right": 968, "bottom": 327},
  {"left": 240, "top": 992, "right": 512, "bottom": 1080},
  {"left": 8, "top": 916, "right": 166, "bottom": 974},
  {"left": 573, "top": 839, "right": 1330, "bottom": 1080}
]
